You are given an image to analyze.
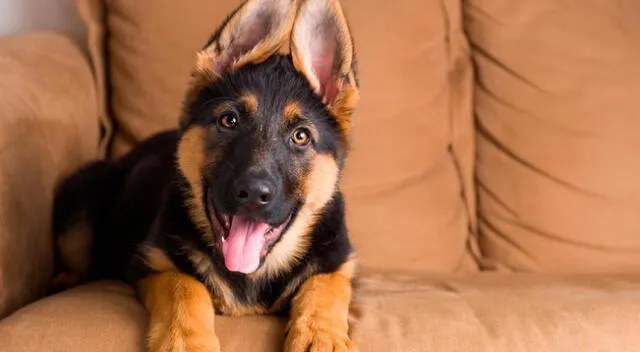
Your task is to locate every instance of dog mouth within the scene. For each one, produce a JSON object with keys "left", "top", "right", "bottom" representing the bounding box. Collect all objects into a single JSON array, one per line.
[{"left": 204, "top": 190, "right": 295, "bottom": 275}]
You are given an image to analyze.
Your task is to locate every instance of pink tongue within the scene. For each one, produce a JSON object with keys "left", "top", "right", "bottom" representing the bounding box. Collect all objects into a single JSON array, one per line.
[{"left": 221, "top": 216, "right": 268, "bottom": 274}]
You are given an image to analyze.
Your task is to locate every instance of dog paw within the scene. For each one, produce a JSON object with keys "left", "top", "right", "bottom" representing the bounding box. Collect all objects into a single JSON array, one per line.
[
  {"left": 148, "top": 324, "right": 221, "bottom": 352},
  {"left": 285, "top": 320, "right": 358, "bottom": 352},
  {"left": 149, "top": 338, "right": 220, "bottom": 352}
]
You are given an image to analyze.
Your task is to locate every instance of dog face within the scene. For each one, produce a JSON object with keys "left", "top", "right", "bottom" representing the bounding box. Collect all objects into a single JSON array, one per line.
[{"left": 177, "top": 0, "right": 358, "bottom": 276}]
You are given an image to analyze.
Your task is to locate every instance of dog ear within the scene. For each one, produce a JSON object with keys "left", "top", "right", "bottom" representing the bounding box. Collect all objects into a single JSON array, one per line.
[
  {"left": 196, "top": 0, "right": 297, "bottom": 76},
  {"left": 290, "top": 0, "right": 359, "bottom": 108}
]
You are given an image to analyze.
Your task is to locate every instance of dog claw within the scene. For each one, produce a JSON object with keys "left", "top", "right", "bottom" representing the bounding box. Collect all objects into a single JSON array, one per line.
[{"left": 285, "top": 321, "right": 358, "bottom": 352}]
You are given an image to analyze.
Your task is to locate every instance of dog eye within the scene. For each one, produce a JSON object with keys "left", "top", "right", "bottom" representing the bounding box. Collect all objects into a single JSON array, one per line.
[
  {"left": 291, "top": 128, "right": 311, "bottom": 146},
  {"left": 218, "top": 113, "right": 238, "bottom": 129}
]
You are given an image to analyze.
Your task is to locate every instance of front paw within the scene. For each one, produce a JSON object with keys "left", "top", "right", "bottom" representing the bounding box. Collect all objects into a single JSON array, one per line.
[
  {"left": 148, "top": 322, "right": 220, "bottom": 352},
  {"left": 285, "top": 319, "right": 357, "bottom": 352}
]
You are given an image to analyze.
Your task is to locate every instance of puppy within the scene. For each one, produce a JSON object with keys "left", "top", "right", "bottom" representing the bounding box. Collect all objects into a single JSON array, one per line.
[{"left": 53, "top": 0, "right": 360, "bottom": 351}]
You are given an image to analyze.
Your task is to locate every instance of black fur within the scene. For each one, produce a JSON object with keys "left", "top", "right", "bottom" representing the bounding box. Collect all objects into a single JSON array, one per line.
[{"left": 53, "top": 131, "right": 180, "bottom": 281}]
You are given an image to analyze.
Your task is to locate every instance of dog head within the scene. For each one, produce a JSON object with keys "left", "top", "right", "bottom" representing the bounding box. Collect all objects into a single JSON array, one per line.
[{"left": 177, "top": 0, "right": 358, "bottom": 276}]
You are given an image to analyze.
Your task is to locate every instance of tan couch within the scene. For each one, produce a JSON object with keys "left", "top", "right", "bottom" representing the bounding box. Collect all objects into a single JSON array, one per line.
[{"left": 1, "top": 0, "right": 640, "bottom": 351}]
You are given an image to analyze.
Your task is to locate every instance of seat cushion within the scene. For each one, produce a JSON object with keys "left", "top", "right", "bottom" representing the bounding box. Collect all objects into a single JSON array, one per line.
[
  {"left": 0, "top": 281, "right": 286, "bottom": 352},
  {"left": 466, "top": 0, "right": 640, "bottom": 272},
  {"left": 3, "top": 273, "right": 640, "bottom": 351}
]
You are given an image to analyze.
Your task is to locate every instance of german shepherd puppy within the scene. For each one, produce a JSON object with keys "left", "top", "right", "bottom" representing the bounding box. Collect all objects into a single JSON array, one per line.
[{"left": 52, "top": 0, "right": 359, "bottom": 351}]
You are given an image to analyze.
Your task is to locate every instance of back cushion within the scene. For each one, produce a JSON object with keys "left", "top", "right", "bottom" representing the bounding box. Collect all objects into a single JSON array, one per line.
[
  {"left": 466, "top": 1, "right": 640, "bottom": 272},
  {"left": 79, "top": 0, "right": 478, "bottom": 272}
]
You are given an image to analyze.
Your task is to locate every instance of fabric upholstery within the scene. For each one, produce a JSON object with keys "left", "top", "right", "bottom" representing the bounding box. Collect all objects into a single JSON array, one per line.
[
  {"left": 0, "top": 32, "right": 99, "bottom": 318},
  {"left": 75, "top": 0, "right": 111, "bottom": 157},
  {"left": 466, "top": 0, "right": 640, "bottom": 273},
  {"left": 4, "top": 273, "right": 640, "bottom": 352},
  {"left": 75, "top": 0, "right": 479, "bottom": 273}
]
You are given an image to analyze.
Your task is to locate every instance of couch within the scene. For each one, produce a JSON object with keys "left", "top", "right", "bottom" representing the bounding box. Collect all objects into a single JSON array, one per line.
[{"left": 1, "top": 0, "right": 640, "bottom": 351}]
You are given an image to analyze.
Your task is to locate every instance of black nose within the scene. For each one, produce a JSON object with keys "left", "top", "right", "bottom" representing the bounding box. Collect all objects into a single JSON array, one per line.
[{"left": 233, "top": 177, "right": 275, "bottom": 209}]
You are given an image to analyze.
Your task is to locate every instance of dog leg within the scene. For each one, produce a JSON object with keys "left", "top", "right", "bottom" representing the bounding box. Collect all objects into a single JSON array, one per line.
[
  {"left": 139, "top": 272, "right": 220, "bottom": 352},
  {"left": 285, "top": 270, "right": 357, "bottom": 352}
]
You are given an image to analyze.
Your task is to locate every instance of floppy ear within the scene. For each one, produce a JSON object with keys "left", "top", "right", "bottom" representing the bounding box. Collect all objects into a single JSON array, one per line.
[
  {"left": 196, "top": 0, "right": 297, "bottom": 76},
  {"left": 290, "top": 0, "right": 359, "bottom": 134}
]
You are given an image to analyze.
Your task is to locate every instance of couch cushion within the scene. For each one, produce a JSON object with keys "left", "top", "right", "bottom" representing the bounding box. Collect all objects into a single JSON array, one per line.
[
  {"left": 75, "top": 0, "right": 479, "bottom": 273},
  {"left": 3, "top": 273, "right": 640, "bottom": 352},
  {"left": 0, "top": 281, "right": 285, "bottom": 352},
  {"left": 466, "top": 0, "right": 640, "bottom": 272},
  {"left": 0, "top": 32, "right": 99, "bottom": 318}
]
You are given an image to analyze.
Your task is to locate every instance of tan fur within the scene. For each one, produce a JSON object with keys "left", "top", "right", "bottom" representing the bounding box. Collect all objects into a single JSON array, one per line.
[
  {"left": 241, "top": 93, "right": 259, "bottom": 116},
  {"left": 180, "top": 241, "right": 268, "bottom": 316},
  {"left": 285, "top": 269, "right": 357, "bottom": 352},
  {"left": 195, "top": 49, "right": 219, "bottom": 77},
  {"left": 328, "top": 79, "right": 359, "bottom": 142},
  {"left": 57, "top": 218, "right": 92, "bottom": 276},
  {"left": 140, "top": 272, "right": 220, "bottom": 352},
  {"left": 186, "top": 247, "right": 236, "bottom": 314},
  {"left": 176, "top": 126, "right": 214, "bottom": 242},
  {"left": 143, "top": 246, "right": 177, "bottom": 272},
  {"left": 337, "top": 254, "right": 358, "bottom": 279},
  {"left": 251, "top": 154, "right": 339, "bottom": 279},
  {"left": 284, "top": 101, "right": 303, "bottom": 121},
  {"left": 268, "top": 263, "right": 317, "bottom": 313},
  {"left": 211, "top": 95, "right": 258, "bottom": 117},
  {"left": 302, "top": 154, "right": 341, "bottom": 212}
]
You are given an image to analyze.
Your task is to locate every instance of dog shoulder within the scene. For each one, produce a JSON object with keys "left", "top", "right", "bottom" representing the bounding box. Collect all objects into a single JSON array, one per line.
[
  {"left": 126, "top": 181, "right": 202, "bottom": 281},
  {"left": 309, "top": 192, "right": 355, "bottom": 275}
]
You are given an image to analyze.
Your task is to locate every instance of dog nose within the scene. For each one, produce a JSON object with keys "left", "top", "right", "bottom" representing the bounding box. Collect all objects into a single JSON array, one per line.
[{"left": 233, "top": 177, "right": 275, "bottom": 209}]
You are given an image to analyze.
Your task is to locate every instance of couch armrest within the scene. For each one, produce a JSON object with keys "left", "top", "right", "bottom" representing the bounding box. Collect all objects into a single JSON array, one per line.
[{"left": 0, "top": 32, "right": 99, "bottom": 318}]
